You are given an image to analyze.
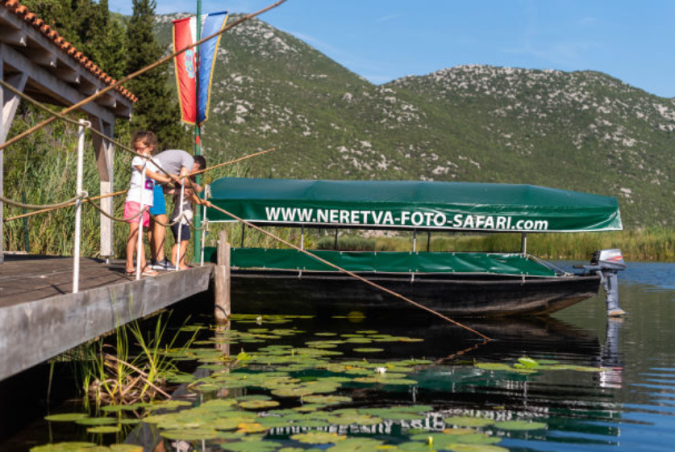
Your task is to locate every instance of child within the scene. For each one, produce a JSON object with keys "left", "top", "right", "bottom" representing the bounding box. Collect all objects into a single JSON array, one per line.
[
  {"left": 169, "top": 184, "right": 201, "bottom": 270},
  {"left": 124, "top": 131, "right": 180, "bottom": 276}
]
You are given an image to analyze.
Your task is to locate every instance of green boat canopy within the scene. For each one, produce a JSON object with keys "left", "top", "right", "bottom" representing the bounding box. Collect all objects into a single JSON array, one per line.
[
  {"left": 206, "top": 178, "right": 622, "bottom": 233},
  {"left": 201, "top": 248, "right": 558, "bottom": 277}
]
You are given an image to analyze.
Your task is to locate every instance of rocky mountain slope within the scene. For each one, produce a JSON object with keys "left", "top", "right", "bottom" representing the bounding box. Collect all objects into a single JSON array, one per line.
[{"left": 155, "top": 14, "right": 675, "bottom": 228}]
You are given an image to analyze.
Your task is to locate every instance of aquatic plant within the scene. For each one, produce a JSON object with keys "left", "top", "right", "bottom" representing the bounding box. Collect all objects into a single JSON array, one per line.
[{"left": 84, "top": 313, "right": 198, "bottom": 406}]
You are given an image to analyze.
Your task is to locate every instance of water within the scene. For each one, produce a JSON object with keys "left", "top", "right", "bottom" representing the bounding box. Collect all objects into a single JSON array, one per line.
[{"left": 3, "top": 262, "right": 675, "bottom": 451}]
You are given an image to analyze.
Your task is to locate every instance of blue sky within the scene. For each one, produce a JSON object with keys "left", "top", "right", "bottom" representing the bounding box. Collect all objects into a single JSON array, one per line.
[{"left": 109, "top": 0, "right": 675, "bottom": 98}]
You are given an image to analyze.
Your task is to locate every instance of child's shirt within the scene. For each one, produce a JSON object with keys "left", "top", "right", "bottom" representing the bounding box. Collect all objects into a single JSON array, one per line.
[
  {"left": 171, "top": 190, "right": 194, "bottom": 225},
  {"left": 126, "top": 156, "right": 160, "bottom": 206}
]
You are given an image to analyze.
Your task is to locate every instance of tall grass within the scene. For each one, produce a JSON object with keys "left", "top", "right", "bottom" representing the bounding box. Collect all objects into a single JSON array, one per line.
[{"left": 4, "top": 108, "right": 134, "bottom": 257}]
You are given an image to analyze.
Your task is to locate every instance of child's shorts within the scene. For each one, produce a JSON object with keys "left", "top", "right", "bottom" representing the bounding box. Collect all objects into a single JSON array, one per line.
[
  {"left": 124, "top": 201, "right": 150, "bottom": 228},
  {"left": 149, "top": 184, "right": 166, "bottom": 216},
  {"left": 171, "top": 223, "right": 191, "bottom": 241}
]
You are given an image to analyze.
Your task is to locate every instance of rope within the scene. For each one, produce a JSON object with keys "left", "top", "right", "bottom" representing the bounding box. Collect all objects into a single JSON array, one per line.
[
  {"left": 4, "top": 190, "right": 128, "bottom": 222},
  {"left": 0, "top": 0, "right": 288, "bottom": 153},
  {"left": 85, "top": 196, "right": 147, "bottom": 222},
  {"left": 185, "top": 148, "right": 275, "bottom": 179},
  {"left": 0, "top": 193, "right": 85, "bottom": 210},
  {"left": 205, "top": 202, "right": 491, "bottom": 341}
]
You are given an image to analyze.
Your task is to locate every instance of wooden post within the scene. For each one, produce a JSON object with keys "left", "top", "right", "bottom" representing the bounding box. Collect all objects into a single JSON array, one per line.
[{"left": 215, "top": 230, "right": 231, "bottom": 322}]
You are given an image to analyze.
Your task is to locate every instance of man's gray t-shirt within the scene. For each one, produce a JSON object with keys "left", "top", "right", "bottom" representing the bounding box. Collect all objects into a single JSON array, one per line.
[{"left": 154, "top": 150, "right": 194, "bottom": 176}]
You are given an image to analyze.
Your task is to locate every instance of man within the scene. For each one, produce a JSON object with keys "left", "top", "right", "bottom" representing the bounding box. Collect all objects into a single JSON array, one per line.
[{"left": 148, "top": 150, "right": 206, "bottom": 271}]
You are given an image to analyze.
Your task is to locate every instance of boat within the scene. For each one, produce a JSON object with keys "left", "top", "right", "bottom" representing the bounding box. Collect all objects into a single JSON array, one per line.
[{"left": 202, "top": 178, "right": 624, "bottom": 317}]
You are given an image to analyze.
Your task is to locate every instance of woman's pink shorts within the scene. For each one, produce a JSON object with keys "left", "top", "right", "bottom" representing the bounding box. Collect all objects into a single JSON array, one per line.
[{"left": 124, "top": 201, "right": 150, "bottom": 228}]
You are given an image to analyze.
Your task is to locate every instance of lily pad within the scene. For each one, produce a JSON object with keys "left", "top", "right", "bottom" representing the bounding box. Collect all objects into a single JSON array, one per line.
[
  {"left": 475, "top": 363, "right": 512, "bottom": 371},
  {"left": 221, "top": 440, "right": 283, "bottom": 451},
  {"left": 75, "top": 417, "right": 117, "bottom": 426},
  {"left": 326, "top": 437, "right": 385, "bottom": 451},
  {"left": 517, "top": 357, "right": 540, "bottom": 368},
  {"left": 447, "top": 445, "right": 509, "bottom": 452},
  {"left": 30, "top": 442, "right": 98, "bottom": 452},
  {"left": 110, "top": 446, "right": 144, "bottom": 452},
  {"left": 44, "top": 413, "right": 89, "bottom": 422},
  {"left": 239, "top": 400, "right": 280, "bottom": 410},
  {"left": 352, "top": 348, "right": 384, "bottom": 353},
  {"left": 444, "top": 416, "right": 494, "bottom": 428},
  {"left": 494, "top": 420, "right": 547, "bottom": 430},
  {"left": 86, "top": 425, "right": 122, "bottom": 434},
  {"left": 160, "top": 428, "right": 219, "bottom": 440},
  {"left": 302, "top": 395, "right": 352, "bottom": 405},
  {"left": 291, "top": 431, "right": 347, "bottom": 444}
]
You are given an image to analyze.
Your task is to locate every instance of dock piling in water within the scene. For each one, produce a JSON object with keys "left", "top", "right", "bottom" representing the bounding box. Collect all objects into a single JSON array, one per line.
[{"left": 215, "top": 230, "right": 231, "bottom": 322}]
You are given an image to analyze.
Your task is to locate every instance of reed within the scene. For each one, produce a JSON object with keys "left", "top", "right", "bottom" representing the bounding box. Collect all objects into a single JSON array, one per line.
[
  {"left": 79, "top": 312, "right": 197, "bottom": 406},
  {"left": 4, "top": 110, "right": 134, "bottom": 258}
]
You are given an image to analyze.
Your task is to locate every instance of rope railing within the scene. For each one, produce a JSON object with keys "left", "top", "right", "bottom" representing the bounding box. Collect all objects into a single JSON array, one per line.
[
  {"left": 0, "top": 192, "right": 85, "bottom": 210},
  {"left": 4, "top": 190, "right": 128, "bottom": 222}
]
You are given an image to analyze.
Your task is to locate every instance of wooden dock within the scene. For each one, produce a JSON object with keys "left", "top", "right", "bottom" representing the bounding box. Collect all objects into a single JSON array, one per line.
[{"left": 0, "top": 254, "right": 214, "bottom": 382}]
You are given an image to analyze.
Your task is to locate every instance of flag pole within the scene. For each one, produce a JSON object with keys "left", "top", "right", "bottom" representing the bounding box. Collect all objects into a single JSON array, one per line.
[{"left": 193, "top": 0, "right": 203, "bottom": 261}]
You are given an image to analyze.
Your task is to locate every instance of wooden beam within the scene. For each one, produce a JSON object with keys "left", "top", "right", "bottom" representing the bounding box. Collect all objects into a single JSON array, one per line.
[
  {"left": 89, "top": 116, "right": 115, "bottom": 257},
  {"left": 215, "top": 230, "right": 231, "bottom": 322},
  {"left": 1, "top": 71, "right": 28, "bottom": 143},
  {"left": 29, "top": 47, "right": 56, "bottom": 68},
  {"left": 1, "top": 44, "right": 116, "bottom": 123},
  {"left": 53, "top": 67, "right": 80, "bottom": 84},
  {"left": 94, "top": 92, "right": 116, "bottom": 109},
  {"left": 0, "top": 28, "right": 27, "bottom": 47}
]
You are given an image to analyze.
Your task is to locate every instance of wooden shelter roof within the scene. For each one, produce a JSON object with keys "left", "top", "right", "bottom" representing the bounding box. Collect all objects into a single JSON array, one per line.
[{"left": 0, "top": 0, "right": 136, "bottom": 118}]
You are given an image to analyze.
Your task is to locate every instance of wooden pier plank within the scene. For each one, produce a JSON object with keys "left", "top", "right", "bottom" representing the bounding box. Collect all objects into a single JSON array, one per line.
[{"left": 0, "top": 254, "right": 214, "bottom": 381}]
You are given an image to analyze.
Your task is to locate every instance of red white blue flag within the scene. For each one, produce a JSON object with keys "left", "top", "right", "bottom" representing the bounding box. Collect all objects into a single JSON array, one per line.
[
  {"left": 173, "top": 17, "right": 197, "bottom": 124},
  {"left": 173, "top": 12, "right": 229, "bottom": 125}
]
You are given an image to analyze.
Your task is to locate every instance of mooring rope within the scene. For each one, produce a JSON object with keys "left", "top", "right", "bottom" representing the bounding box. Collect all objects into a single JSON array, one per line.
[
  {"left": 0, "top": 0, "right": 288, "bottom": 153},
  {"left": 204, "top": 202, "right": 491, "bottom": 341}
]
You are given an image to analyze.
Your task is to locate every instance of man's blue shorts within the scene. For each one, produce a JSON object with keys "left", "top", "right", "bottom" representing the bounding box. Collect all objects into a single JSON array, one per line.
[{"left": 149, "top": 183, "right": 166, "bottom": 216}]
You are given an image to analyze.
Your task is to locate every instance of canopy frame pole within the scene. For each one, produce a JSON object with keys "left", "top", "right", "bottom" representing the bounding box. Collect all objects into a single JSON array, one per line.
[
  {"left": 427, "top": 231, "right": 431, "bottom": 252},
  {"left": 413, "top": 230, "right": 417, "bottom": 252},
  {"left": 334, "top": 228, "right": 338, "bottom": 250},
  {"left": 521, "top": 233, "right": 528, "bottom": 254},
  {"left": 301, "top": 225, "right": 305, "bottom": 250},
  {"left": 240, "top": 222, "right": 245, "bottom": 247}
]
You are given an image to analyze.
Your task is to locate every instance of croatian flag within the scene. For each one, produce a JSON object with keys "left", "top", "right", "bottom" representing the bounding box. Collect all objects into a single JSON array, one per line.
[
  {"left": 173, "top": 17, "right": 198, "bottom": 124},
  {"left": 198, "top": 11, "right": 229, "bottom": 124},
  {"left": 173, "top": 12, "right": 229, "bottom": 125}
]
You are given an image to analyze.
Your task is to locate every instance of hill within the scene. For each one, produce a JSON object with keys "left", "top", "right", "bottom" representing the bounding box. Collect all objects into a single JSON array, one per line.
[{"left": 154, "top": 14, "right": 675, "bottom": 228}]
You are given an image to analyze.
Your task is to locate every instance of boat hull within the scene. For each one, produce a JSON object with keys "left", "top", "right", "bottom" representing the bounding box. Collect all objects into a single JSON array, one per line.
[{"left": 229, "top": 270, "right": 601, "bottom": 317}]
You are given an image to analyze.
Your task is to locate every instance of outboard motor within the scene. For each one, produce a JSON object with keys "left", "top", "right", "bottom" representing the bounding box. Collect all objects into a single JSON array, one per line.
[{"left": 581, "top": 249, "right": 627, "bottom": 317}]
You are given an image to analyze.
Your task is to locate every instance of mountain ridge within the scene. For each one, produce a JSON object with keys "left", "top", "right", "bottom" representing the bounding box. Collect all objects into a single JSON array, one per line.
[{"left": 154, "top": 14, "right": 675, "bottom": 228}]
